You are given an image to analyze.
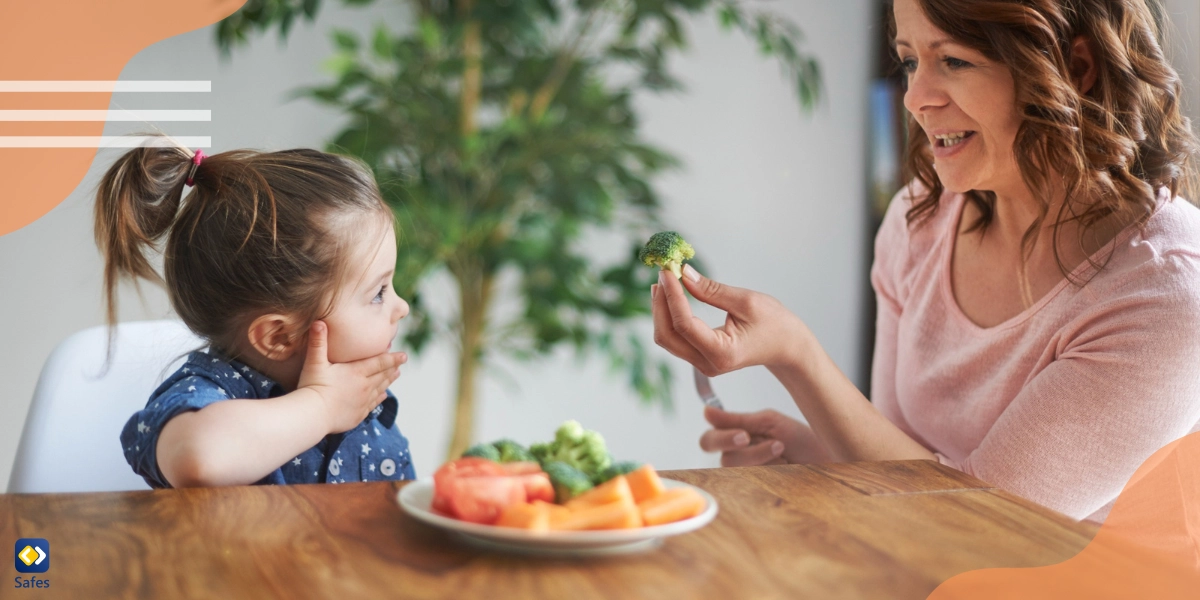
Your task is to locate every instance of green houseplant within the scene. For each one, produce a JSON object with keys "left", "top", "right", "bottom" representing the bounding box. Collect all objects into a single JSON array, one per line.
[{"left": 216, "top": 0, "right": 821, "bottom": 459}]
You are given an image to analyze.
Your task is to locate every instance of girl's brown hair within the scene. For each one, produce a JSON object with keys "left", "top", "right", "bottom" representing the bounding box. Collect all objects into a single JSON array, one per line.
[
  {"left": 895, "top": 0, "right": 1200, "bottom": 279},
  {"left": 95, "top": 137, "right": 391, "bottom": 354}
]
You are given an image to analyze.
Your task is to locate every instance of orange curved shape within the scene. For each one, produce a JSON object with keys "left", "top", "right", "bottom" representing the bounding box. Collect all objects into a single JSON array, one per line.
[
  {"left": 929, "top": 431, "right": 1200, "bottom": 599},
  {"left": 0, "top": 0, "right": 246, "bottom": 235}
]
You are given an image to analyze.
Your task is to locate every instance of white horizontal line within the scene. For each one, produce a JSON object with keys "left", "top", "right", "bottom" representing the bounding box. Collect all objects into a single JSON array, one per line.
[
  {"left": 0, "top": 110, "right": 211, "bottom": 121},
  {"left": 0, "top": 136, "right": 211, "bottom": 148},
  {"left": 0, "top": 81, "right": 210, "bottom": 92}
]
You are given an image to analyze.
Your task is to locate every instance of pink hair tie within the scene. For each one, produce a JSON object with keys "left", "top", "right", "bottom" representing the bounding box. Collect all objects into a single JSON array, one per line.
[{"left": 185, "top": 149, "right": 206, "bottom": 187}]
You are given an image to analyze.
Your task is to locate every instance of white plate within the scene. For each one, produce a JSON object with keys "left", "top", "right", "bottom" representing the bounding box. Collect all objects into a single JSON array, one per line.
[{"left": 397, "top": 478, "right": 719, "bottom": 556}]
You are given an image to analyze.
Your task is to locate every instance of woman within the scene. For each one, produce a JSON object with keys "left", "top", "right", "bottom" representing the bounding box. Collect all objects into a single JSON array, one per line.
[{"left": 652, "top": 0, "right": 1200, "bottom": 523}]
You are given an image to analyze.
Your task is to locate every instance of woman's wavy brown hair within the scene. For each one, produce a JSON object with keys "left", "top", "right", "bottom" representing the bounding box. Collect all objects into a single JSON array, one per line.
[{"left": 894, "top": 0, "right": 1200, "bottom": 281}]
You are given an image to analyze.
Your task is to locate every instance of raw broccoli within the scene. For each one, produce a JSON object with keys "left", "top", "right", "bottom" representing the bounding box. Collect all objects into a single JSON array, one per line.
[
  {"left": 529, "top": 441, "right": 553, "bottom": 463},
  {"left": 493, "top": 439, "right": 536, "bottom": 463},
  {"left": 638, "top": 231, "right": 695, "bottom": 279},
  {"left": 543, "top": 461, "right": 595, "bottom": 503},
  {"left": 461, "top": 443, "right": 501, "bottom": 461},
  {"left": 536, "top": 420, "right": 612, "bottom": 479},
  {"left": 594, "top": 460, "right": 643, "bottom": 485}
]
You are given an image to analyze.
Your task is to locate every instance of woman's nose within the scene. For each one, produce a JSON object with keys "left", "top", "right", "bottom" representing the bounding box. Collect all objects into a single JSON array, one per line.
[{"left": 903, "top": 65, "right": 949, "bottom": 116}]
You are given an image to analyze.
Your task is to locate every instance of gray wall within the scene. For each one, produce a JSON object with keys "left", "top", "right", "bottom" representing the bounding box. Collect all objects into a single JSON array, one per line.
[{"left": 1164, "top": 0, "right": 1200, "bottom": 124}]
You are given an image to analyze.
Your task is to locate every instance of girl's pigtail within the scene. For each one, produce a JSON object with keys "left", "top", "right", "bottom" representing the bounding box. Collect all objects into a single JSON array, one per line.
[{"left": 93, "top": 144, "right": 195, "bottom": 328}]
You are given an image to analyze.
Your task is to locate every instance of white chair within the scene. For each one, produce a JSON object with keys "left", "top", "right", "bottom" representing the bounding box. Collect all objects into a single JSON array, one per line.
[{"left": 7, "top": 320, "right": 204, "bottom": 493}]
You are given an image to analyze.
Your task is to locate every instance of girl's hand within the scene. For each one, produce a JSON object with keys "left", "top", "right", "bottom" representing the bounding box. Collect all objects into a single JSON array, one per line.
[
  {"left": 297, "top": 320, "right": 407, "bottom": 434},
  {"left": 652, "top": 265, "right": 805, "bottom": 376},
  {"left": 700, "top": 406, "right": 832, "bottom": 466}
]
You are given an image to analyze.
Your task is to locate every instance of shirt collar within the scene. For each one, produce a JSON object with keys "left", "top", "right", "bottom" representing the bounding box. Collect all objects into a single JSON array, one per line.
[{"left": 374, "top": 394, "right": 399, "bottom": 429}]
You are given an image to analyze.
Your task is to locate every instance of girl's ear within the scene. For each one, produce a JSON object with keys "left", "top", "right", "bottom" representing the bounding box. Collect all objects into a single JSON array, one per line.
[{"left": 246, "top": 314, "right": 306, "bottom": 361}]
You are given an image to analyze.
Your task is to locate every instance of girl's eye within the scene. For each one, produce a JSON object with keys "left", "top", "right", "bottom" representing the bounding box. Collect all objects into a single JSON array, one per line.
[{"left": 373, "top": 285, "right": 386, "bottom": 304}]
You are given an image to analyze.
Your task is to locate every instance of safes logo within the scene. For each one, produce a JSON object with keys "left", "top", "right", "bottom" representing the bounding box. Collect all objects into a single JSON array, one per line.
[
  {"left": 14, "top": 539, "right": 49, "bottom": 573},
  {"left": 13, "top": 538, "right": 50, "bottom": 590}
]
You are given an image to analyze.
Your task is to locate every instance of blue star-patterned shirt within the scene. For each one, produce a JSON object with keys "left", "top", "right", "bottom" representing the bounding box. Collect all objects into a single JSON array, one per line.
[{"left": 120, "top": 350, "right": 415, "bottom": 488}]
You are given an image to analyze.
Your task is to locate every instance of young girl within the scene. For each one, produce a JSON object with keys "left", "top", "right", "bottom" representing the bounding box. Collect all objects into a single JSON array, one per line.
[{"left": 100, "top": 138, "right": 415, "bottom": 487}]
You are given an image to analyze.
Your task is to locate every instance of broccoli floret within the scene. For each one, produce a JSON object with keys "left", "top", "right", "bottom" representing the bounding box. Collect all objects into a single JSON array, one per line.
[
  {"left": 555, "top": 420, "right": 586, "bottom": 446},
  {"left": 493, "top": 439, "right": 536, "bottom": 463},
  {"left": 638, "top": 231, "right": 695, "bottom": 279},
  {"left": 543, "top": 461, "right": 595, "bottom": 502},
  {"left": 529, "top": 441, "right": 554, "bottom": 464},
  {"left": 594, "top": 460, "right": 643, "bottom": 484},
  {"left": 536, "top": 420, "right": 612, "bottom": 479},
  {"left": 461, "top": 443, "right": 501, "bottom": 461}
]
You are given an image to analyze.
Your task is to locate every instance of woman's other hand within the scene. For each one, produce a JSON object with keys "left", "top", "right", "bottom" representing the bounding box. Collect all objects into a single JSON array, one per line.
[
  {"left": 700, "top": 406, "right": 832, "bottom": 466},
  {"left": 652, "top": 264, "right": 805, "bottom": 376}
]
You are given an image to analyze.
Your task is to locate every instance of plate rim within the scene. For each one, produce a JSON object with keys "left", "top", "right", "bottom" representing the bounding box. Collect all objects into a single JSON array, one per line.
[{"left": 397, "top": 477, "right": 719, "bottom": 545}]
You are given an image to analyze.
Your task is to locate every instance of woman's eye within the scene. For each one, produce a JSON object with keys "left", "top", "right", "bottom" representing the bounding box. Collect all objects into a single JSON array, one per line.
[
  {"left": 373, "top": 285, "right": 386, "bottom": 303},
  {"left": 944, "top": 57, "right": 971, "bottom": 69},
  {"left": 899, "top": 57, "right": 917, "bottom": 74}
]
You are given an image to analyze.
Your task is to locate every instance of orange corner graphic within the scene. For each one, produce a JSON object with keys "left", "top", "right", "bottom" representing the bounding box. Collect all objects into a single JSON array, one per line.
[
  {"left": 0, "top": 0, "right": 246, "bottom": 235},
  {"left": 929, "top": 430, "right": 1200, "bottom": 599}
]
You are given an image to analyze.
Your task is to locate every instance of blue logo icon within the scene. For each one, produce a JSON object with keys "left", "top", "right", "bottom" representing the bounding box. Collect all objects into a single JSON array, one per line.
[{"left": 14, "top": 539, "right": 49, "bottom": 573}]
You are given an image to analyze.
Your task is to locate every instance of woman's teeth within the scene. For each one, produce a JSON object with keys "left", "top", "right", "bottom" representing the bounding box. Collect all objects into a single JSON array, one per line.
[{"left": 935, "top": 132, "right": 973, "bottom": 147}]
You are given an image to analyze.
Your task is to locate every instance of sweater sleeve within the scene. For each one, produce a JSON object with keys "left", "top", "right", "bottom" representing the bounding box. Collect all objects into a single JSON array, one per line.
[{"left": 935, "top": 251, "right": 1200, "bottom": 520}]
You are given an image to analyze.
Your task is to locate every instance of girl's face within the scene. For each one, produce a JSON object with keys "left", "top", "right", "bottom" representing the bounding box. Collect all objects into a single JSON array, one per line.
[
  {"left": 894, "top": 0, "right": 1024, "bottom": 196},
  {"left": 321, "top": 216, "right": 409, "bottom": 363}
]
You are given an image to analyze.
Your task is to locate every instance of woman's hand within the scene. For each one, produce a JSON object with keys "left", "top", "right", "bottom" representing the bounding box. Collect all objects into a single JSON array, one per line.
[
  {"left": 700, "top": 406, "right": 832, "bottom": 466},
  {"left": 651, "top": 265, "right": 806, "bottom": 376},
  {"left": 297, "top": 320, "right": 407, "bottom": 434}
]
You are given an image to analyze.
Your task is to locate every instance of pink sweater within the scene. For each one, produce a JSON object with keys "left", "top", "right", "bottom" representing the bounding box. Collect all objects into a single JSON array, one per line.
[{"left": 870, "top": 184, "right": 1200, "bottom": 523}]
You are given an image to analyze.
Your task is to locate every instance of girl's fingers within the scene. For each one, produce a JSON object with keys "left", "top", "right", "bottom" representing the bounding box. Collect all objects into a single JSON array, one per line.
[
  {"left": 305, "top": 321, "right": 329, "bottom": 367},
  {"left": 719, "top": 439, "right": 786, "bottom": 467},
  {"left": 363, "top": 351, "right": 406, "bottom": 376},
  {"left": 699, "top": 428, "right": 752, "bottom": 453},
  {"left": 371, "top": 365, "right": 399, "bottom": 387}
]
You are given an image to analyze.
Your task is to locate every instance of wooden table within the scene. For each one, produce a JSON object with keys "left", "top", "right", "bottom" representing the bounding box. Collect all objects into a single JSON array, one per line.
[{"left": 1, "top": 461, "right": 1097, "bottom": 599}]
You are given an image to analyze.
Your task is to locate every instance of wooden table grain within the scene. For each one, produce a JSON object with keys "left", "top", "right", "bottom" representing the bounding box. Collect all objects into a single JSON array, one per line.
[{"left": 1, "top": 461, "right": 1097, "bottom": 599}]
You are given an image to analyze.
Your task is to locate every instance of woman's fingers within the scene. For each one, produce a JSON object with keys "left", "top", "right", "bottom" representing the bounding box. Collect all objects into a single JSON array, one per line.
[
  {"left": 719, "top": 439, "right": 786, "bottom": 467},
  {"left": 699, "top": 428, "right": 752, "bottom": 453},
  {"left": 704, "top": 406, "right": 781, "bottom": 435},
  {"left": 658, "top": 271, "right": 723, "bottom": 353},
  {"left": 680, "top": 265, "right": 750, "bottom": 316},
  {"left": 651, "top": 280, "right": 717, "bottom": 371}
]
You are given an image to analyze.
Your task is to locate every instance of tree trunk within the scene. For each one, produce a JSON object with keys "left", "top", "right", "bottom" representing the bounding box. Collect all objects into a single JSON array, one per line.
[
  {"left": 446, "top": 267, "right": 494, "bottom": 460},
  {"left": 446, "top": 1, "right": 487, "bottom": 461},
  {"left": 460, "top": 20, "right": 482, "bottom": 137}
]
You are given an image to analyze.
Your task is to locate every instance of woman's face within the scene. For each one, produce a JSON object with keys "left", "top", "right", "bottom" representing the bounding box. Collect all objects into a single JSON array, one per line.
[{"left": 894, "top": 0, "right": 1024, "bottom": 196}]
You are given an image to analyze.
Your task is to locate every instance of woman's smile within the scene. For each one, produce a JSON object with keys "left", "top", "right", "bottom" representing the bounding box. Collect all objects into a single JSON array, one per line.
[{"left": 929, "top": 129, "right": 978, "bottom": 159}]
